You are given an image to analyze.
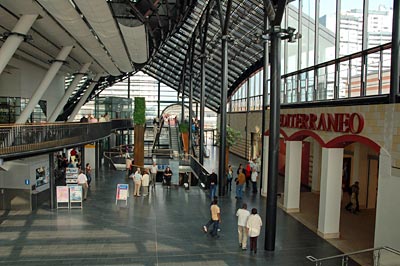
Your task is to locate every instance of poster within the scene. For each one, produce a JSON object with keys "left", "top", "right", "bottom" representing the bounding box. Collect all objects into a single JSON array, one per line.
[
  {"left": 116, "top": 184, "right": 129, "bottom": 200},
  {"left": 56, "top": 186, "right": 69, "bottom": 203},
  {"left": 69, "top": 185, "right": 82, "bottom": 202},
  {"left": 66, "top": 168, "right": 79, "bottom": 184}
]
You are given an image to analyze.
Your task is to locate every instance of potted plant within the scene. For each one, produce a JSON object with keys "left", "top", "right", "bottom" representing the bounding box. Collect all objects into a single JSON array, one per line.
[
  {"left": 218, "top": 126, "right": 242, "bottom": 170},
  {"left": 134, "top": 97, "right": 145, "bottom": 167},
  {"left": 179, "top": 122, "right": 190, "bottom": 153}
]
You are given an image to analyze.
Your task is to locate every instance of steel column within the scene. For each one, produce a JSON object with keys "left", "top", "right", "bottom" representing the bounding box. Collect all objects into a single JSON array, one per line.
[
  {"left": 218, "top": 35, "right": 228, "bottom": 197},
  {"left": 188, "top": 37, "right": 195, "bottom": 156},
  {"left": 157, "top": 81, "right": 161, "bottom": 118},
  {"left": 49, "top": 153, "right": 55, "bottom": 209},
  {"left": 16, "top": 46, "right": 73, "bottom": 124},
  {"left": 200, "top": 5, "right": 210, "bottom": 165},
  {"left": 390, "top": 0, "right": 400, "bottom": 102},
  {"left": 95, "top": 141, "right": 99, "bottom": 180},
  {"left": 68, "top": 74, "right": 102, "bottom": 122},
  {"left": 48, "top": 62, "right": 91, "bottom": 122},
  {"left": 265, "top": 26, "right": 281, "bottom": 251},
  {"left": 0, "top": 14, "right": 38, "bottom": 75},
  {"left": 217, "top": 0, "right": 233, "bottom": 197},
  {"left": 260, "top": 1, "right": 270, "bottom": 192}
]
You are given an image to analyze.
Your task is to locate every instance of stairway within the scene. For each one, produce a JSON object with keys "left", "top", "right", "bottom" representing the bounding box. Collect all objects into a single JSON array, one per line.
[{"left": 169, "top": 125, "right": 180, "bottom": 154}]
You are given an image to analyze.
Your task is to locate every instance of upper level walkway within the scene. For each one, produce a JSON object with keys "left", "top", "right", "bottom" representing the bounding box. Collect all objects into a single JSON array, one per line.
[{"left": 0, "top": 119, "right": 132, "bottom": 160}]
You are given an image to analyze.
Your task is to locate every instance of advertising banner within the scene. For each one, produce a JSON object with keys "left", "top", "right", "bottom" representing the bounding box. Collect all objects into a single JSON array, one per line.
[
  {"left": 116, "top": 184, "right": 129, "bottom": 201},
  {"left": 56, "top": 186, "right": 69, "bottom": 203},
  {"left": 66, "top": 168, "right": 79, "bottom": 184},
  {"left": 69, "top": 185, "right": 82, "bottom": 202}
]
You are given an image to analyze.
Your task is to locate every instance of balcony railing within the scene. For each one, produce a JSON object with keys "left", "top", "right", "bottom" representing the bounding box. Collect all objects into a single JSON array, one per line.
[
  {"left": 0, "top": 119, "right": 132, "bottom": 159},
  {"left": 306, "top": 246, "right": 400, "bottom": 266},
  {"left": 230, "top": 42, "right": 393, "bottom": 112}
]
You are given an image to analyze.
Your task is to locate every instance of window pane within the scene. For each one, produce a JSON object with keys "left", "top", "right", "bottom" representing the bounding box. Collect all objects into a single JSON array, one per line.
[
  {"left": 339, "top": 0, "right": 364, "bottom": 57},
  {"left": 301, "top": 0, "right": 315, "bottom": 68},
  {"left": 318, "top": 1, "right": 336, "bottom": 63},
  {"left": 367, "top": 2, "right": 393, "bottom": 48}
]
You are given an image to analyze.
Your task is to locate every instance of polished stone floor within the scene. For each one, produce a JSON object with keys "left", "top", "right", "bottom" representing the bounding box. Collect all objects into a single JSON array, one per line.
[{"left": 0, "top": 163, "right": 359, "bottom": 266}]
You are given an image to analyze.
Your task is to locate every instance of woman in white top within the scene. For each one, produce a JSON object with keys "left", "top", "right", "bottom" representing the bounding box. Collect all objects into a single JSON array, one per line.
[
  {"left": 246, "top": 208, "right": 262, "bottom": 254},
  {"left": 142, "top": 169, "right": 150, "bottom": 196},
  {"left": 130, "top": 168, "right": 142, "bottom": 197}
]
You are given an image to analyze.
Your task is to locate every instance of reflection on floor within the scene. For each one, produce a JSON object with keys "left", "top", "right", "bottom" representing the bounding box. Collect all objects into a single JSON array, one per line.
[
  {"left": 203, "top": 143, "right": 374, "bottom": 265},
  {"left": 280, "top": 192, "right": 375, "bottom": 266},
  {"left": 0, "top": 167, "right": 359, "bottom": 265}
]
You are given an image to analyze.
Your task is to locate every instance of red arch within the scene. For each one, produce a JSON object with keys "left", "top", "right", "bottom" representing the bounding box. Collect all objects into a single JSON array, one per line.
[
  {"left": 287, "top": 130, "right": 325, "bottom": 147},
  {"left": 325, "top": 135, "right": 381, "bottom": 154},
  {"left": 264, "top": 129, "right": 288, "bottom": 140}
]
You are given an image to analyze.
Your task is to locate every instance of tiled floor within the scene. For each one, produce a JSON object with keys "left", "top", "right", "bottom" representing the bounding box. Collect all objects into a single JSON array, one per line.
[{"left": 0, "top": 155, "right": 360, "bottom": 265}]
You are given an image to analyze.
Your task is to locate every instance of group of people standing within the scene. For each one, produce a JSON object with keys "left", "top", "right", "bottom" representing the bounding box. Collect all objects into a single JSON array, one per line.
[{"left": 211, "top": 158, "right": 260, "bottom": 200}]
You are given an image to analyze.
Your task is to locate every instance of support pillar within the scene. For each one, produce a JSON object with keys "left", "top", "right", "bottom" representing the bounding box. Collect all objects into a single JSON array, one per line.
[
  {"left": 265, "top": 26, "right": 282, "bottom": 251},
  {"left": 68, "top": 74, "right": 102, "bottom": 122},
  {"left": 49, "top": 153, "right": 56, "bottom": 209},
  {"left": 390, "top": 0, "right": 400, "bottom": 103},
  {"left": 95, "top": 141, "right": 100, "bottom": 179},
  {"left": 261, "top": 135, "right": 269, "bottom": 197},
  {"left": 283, "top": 141, "right": 302, "bottom": 213},
  {"left": 48, "top": 62, "right": 91, "bottom": 122},
  {"left": 80, "top": 145, "right": 85, "bottom": 171},
  {"left": 17, "top": 46, "right": 73, "bottom": 124},
  {"left": 318, "top": 147, "right": 343, "bottom": 239},
  {"left": 311, "top": 141, "right": 321, "bottom": 193},
  {"left": 0, "top": 14, "right": 38, "bottom": 75}
]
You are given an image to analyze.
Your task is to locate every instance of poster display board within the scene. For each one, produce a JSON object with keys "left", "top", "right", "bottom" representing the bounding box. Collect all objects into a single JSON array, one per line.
[
  {"left": 56, "top": 186, "right": 69, "bottom": 209},
  {"left": 66, "top": 168, "right": 79, "bottom": 184},
  {"left": 69, "top": 185, "right": 83, "bottom": 208},
  {"left": 115, "top": 184, "right": 129, "bottom": 206}
]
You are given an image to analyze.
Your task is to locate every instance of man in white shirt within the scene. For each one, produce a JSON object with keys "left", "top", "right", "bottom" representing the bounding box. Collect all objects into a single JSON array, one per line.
[
  {"left": 77, "top": 169, "right": 88, "bottom": 200},
  {"left": 236, "top": 203, "right": 250, "bottom": 250},
  {"left": 150, "top": 161, "right": 158, "bottom": 190}
]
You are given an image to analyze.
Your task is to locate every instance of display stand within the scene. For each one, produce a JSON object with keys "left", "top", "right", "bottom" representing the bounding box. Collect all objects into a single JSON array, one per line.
[
  {"left": 66, "top": 168, "right": 79, "bottom": 184},
  {"left": 56, "top": 186, "right": 69, "bottom": 209},
  {"left": 68, "top": 185, "right": 83, "bottom": 209},
  {"left": 116, "top": 184, "right": 129, "bottom": 206}
]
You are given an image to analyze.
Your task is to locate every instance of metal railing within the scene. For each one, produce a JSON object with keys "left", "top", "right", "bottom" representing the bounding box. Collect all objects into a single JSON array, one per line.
[
  {"left": 230, "top": 42, "right": 393, "bottom": 112},
  {"left": 0, "top": 119, "right": 132, "bottom": 159},
  {"left": 306, "top": 246, "right": 400, "bottom": 266}
]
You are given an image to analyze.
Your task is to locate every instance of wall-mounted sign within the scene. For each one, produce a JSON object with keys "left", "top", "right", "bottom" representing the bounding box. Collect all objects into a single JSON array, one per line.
[
  {"left": 25, "top": 179, "right": 30, "bottom": 185},
  {"left": 280, "top": 113, "right": 364, "bottom": 134}
]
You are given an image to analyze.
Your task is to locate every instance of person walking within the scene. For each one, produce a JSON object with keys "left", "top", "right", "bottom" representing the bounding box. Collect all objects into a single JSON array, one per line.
[
  {"left": 246, "top": 208, "right": 262, "bottom": 254},
  {"left": 235, "top": 169, "right": 246, "bottom": 199},
  {"left": 226, "top": 165, "right": 233, "bottom": 192},
  {"left": 85, "top": 163, "right": 92, "bottom": 186},
  {"left": 345, "top": 181, "right": 360, "bottom": 213},
  {"left": 150, "top": 161, "right": 158, "bottom": 190},
  {"left": 236, "top": 203, "right": 250, "bottom": 250},
  {"left": 251, "top": 167, "right": 258, "bottom": 193},
  {"left": 209, "top": 198, "right": 221, "bottom": 238},
  {"left": 142, "top": 169, "right": 150, "bottom": 196},
  {"left": 77, "top": 169, "right": 88, "bottom": 201},
  {"left": 208, "top": 170, "right": 218, "bottom": 199},
  {"left": 203, "top": 196, "right": 218, "bottom": 233},
  {"left": 131, "top": 168, "right": 142, "bottom": 197}
]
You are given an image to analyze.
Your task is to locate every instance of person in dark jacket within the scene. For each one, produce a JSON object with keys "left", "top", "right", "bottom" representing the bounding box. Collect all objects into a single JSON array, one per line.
[{"left": 208, "top": 170, "right": 218, "bottom": 199}]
